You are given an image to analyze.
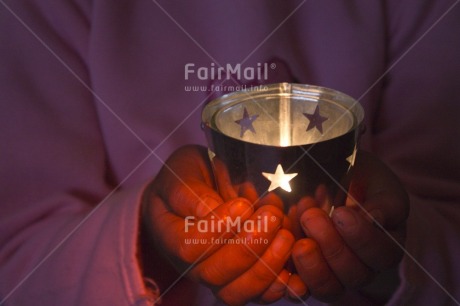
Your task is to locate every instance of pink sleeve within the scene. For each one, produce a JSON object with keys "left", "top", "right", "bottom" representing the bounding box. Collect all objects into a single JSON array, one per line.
[
  {"left": 374, "top": 1, "right": 460, "bottom": 304},
  {"left": 0, "top": 2, "right": 153, "bottom": 305}
]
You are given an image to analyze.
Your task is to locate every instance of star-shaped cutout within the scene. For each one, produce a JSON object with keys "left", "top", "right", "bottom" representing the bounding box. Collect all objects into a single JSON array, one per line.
[
  {"left": 262, "top": 164, "right": 298, "bottom": 192},
  {"left": 208, "top": 148, "right": 216, "bottom": 161},
  {"left": 303, "top": 105, "right": 328, "bottom": 134},
  {"left": 234, "top": 107, "right": 259, "bottom": 137},
  {"left": 346, "top": 145, "right": 357, "bottom": 170}
]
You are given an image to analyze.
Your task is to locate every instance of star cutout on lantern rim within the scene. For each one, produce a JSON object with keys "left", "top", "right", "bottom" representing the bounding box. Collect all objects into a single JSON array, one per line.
[
  {"left": 303, "top": 105, "right": 328, "bottom": 134},
  {"left": 346, "top": 145, "right": 358, "bottom": 171},
  {"left": 234, "top": 107, "right": 259, "bottom": 137},
  {"left": 208, "top": 148, "right": 216, "bottom": 161},
  {"left": 262, "top": 164, "right": 298, "bottom": 192}
]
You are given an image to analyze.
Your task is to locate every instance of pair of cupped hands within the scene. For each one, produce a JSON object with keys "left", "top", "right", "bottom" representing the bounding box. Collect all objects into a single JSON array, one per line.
[{"left": 140, "top": 145, "right": 409, "bottom": 306}]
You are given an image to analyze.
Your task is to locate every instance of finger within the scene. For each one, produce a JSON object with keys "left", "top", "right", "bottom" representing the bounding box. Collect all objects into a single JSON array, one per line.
[
  {"left": 259, "top": 269, "right": 291, "bottom": 304},
  {"left": 237, "top": 181, "right": 259, "bottom": 203},
  {"left": 254, "top": 192, "right": 284, "bottom": 212},
  {"left": 292, "top": 238, "right": 343, "bottom": 302},
  {"left": 296, "top": 196, "right": 318, "bottom": 219},
  {"left": 285, "top": 273, "right": 309, "bottom": 302},
  {"left": 152, "top": 145, "right": 224, "bottom": 218},
  {"left": 314, "top": 184, "right": 330, "bottom": 211},
  {"left": 347, "top": 151, "right": 409, "bottom": 229},
  {"left": 300, "top": 208, "right": 372, "bottom": 288},
  {"left": 291, "top": 196, "right": 318, "bottom": 238},
  {"left": 212, "top": 156, "right": 239, "bottom": 202},
  {"left": 196, "top": 205, "right": 284, "bottom": 287},
  {"left": 237, "top": 182, "right": 285, "bottom": 212},
  {"left": 146, "top": 195, "right": 253, "bottom": 265},
  {"left": 216, "top": 229, "right": 294, "bottom": 305},
  {"left": 332, "top": 206, "right": 405, "bottom": 271}
]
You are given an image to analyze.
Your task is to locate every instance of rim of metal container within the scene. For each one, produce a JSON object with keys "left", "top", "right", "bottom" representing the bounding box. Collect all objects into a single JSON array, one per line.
[{"left": 202, "top": 82, "right": 364, "bottom": 142}]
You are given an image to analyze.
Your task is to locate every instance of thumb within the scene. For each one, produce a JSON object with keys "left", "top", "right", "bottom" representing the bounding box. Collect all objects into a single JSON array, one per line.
[
  {"left": 151, "top": 145, "right": 224, "bottom": 218},
  {"left": 347, "top": 151, "right": 409, "bottom": 229}
]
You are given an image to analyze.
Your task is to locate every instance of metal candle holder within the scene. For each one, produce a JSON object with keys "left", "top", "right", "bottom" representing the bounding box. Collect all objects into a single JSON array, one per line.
[{"left": 202, "top": 83, "right": 364, "bottom": 238}]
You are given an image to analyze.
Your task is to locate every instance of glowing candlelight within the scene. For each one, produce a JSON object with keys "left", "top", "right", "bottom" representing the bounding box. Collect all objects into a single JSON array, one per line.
[{"left": 262, "top": 164, "right": 298, "bottom": 192}]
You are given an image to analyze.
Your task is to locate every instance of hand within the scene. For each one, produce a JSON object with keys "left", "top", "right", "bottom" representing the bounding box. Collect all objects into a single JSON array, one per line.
[
  {"left": 291, "top": 151, "right": 409, "bottom": 303},
  {"left": 140, "top": 145, "right": 296, "bottom": 305}
]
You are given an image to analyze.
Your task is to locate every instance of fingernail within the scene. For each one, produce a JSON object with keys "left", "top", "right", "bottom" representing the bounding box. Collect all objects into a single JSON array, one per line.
[
  {"left": 229, "top": 199, "right": 251, "bottom": 218},
  {"left": 301, "top": 213, "right": 329, "bottom": 236},
  {"left": 196, "top": 196, "right": 220, "bottom": 217},
  {"left": 258, "top": 211, "right": 282, "bottom": 234},
  {"left": 271, "top": 231, "right": 292, "bottom": 258},
  {"left": 269, "top": 270, "right": 290, "bottom": 293},
  {"left": 260, "top": 210, "right": 270, "bottom": 226},
  {"left": 270, "top": 280, "right": 286, "bottom": 293},
  {"left": 295, "top": 241, "right": 319, "bottom": 269},
  {"left": 332, "top": 208, "right": 358, "bottom": 234}
]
